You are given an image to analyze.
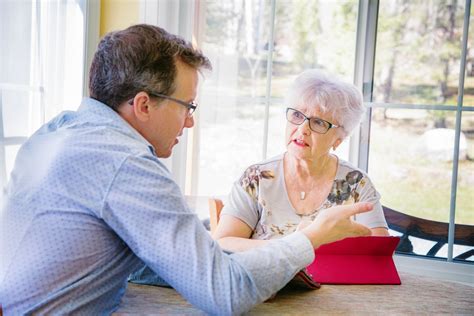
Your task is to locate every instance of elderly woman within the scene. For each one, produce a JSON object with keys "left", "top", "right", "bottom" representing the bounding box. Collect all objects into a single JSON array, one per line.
[{"left": 213, "top": 70, "right": 389, "bottom": 252}]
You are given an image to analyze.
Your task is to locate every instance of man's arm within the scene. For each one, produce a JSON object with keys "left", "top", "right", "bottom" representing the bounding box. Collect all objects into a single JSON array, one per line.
[{"left": 103, "top": 155, "right": 371, "bottom": 315}]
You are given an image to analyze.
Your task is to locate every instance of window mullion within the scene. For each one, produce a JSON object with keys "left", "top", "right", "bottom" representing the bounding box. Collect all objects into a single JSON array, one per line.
[
  {"left": 353, "top": 0, "right": 379, "bottom": 172},
  {"left": 262, "top": 0, "right": 276, "bottom": 161},
  {"left": 447, "top": 0, "right": 471, "bottom": 262},
  {"left": 0, "top": 90, "right": 6, "bottom": 197},
  {"left": 81, "top": 0, "right": 100, "bottom": 98}
]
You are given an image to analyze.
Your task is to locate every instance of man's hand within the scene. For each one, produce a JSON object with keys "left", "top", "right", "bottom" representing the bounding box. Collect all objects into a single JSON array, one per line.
[{"left": 300, "top": 202, "right": 372, "bottom": 248}]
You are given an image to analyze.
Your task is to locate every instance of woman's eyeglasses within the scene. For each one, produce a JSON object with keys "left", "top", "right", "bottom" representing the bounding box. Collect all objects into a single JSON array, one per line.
[{"left": 286, "top": 107, "right": 340, "bottom": 134}]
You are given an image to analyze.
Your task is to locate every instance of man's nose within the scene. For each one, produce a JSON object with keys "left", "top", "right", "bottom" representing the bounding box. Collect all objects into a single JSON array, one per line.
[{"left": 185, "top": 115, "right": 194, "bottom": 128}]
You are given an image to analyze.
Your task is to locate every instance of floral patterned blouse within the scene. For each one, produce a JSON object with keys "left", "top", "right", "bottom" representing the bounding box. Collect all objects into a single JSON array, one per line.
[{"left": 221, "top": 154, "right": 388, "bottom": 240}]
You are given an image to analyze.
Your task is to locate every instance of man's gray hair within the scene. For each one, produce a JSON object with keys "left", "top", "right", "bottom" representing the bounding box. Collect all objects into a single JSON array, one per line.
[{"left": 286, "top": 69, "right": 364, "bottom": 136}]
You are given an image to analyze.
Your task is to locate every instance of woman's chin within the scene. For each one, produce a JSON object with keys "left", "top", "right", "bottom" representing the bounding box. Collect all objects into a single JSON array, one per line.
[{"left": 287, "top": 148, "right": 310, "bottom": 160}]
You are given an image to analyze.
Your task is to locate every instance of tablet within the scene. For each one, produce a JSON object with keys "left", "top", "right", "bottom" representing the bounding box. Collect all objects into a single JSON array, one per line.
[{"left": 306, "top": 236, "right": 401, "bottom": 285}]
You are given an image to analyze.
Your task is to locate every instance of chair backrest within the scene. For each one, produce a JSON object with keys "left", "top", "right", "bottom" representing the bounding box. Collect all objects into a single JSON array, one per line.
[
  {"left": 208, "top": 198, "right": 224, "bottom": 234},
  {"left": 383, "top": 206, "right": 474, "bottom": 260}
]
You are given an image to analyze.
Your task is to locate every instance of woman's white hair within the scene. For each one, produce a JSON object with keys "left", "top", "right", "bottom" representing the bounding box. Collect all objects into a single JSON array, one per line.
[{"left": 286, "top": 69, "right": 365, "bottom": 136}]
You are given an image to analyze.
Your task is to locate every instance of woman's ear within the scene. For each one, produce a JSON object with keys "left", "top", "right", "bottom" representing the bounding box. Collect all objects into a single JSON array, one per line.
[{"left": 332, "top": 138, "right": 343, "bottom": 151}]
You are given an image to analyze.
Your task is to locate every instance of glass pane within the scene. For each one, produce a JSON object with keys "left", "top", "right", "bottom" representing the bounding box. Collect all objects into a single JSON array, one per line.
[
  {"left": 0, "top": 145, "right": 21, "bottom": 207},
  {"left": 0, "top": 1, "right": 32, "bottom": 85},
  {"left": 5, "top": 145, "right": 21, "bottom": 183},
  {"left": 464, "top": 2, "right": 474, "bottom": 106},
  {"left": 368, "top": 108, "right": 454, "bottom": 259},
  {"left": 457, "top": 112, "right": 474, "bottom": 225},
  {"left": 196, "top": 0, "right": 273, "bottom": 196},
  {"left": 0, "top": 2, "right": 33, "bottom": 137},
  {"left": 1, "top": 90, "right": 32, "bottom": 137},
  {"left": 454, "top": 113, "right": 474, "bottom": 262},
  {"left": 374, "top": 0, "right": 465, "bottom": 106},
  {"left": 267, "top": 0, "right": 358, "bottom": 159}
]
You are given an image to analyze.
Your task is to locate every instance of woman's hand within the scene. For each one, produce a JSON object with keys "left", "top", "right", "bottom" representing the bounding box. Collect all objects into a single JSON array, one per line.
[{"left": 301, "top": 202, "right": 372, "bottom": 248}]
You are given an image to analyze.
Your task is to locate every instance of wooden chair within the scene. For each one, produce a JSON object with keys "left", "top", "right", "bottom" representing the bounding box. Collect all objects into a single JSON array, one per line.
[
  {"left": 208, "top": 198, "right": 224, "bottom": 234},
  {"left": 208, "top": 198, "right": 474, "bottom": 260}
]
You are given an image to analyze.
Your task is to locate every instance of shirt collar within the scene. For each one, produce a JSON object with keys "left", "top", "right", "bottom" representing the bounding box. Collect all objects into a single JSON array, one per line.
[{"left": 78, "top": 97, "right": 157, "bottom": 156}]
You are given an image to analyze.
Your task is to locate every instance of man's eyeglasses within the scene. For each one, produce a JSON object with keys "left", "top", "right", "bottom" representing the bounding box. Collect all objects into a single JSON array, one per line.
[
  {"left": 286, "top": 107, "right": 340, "bottom": 134},
  {"left": 128, "top": 92, "right": 197, "bottom": 117}
]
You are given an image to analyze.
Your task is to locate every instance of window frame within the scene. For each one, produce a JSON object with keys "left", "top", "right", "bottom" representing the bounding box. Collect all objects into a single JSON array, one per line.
[
  {"left": 142, "top": 0, "right": 474, "bottom": 277},
  {"left": 82, "top": 0, "right": 100, "bottom": 98}
]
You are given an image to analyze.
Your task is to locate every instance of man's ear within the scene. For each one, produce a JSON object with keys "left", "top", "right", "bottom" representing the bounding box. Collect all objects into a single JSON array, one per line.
[{"left": 131, "top": 92, "right": 152, "bottom": 122}]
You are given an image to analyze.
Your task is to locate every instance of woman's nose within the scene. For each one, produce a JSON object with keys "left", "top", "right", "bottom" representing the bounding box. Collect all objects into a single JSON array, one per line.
[{"left": 298, "top": 119, "right": 311, "bottom": 135}]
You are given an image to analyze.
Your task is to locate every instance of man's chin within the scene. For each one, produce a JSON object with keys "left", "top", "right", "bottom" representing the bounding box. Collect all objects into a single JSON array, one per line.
[
  {"left": 158, "top": 152, "right": 172, "bottom": 158},
  {"left": 155, "top": 142, "right": 176, "bottom": 158},
  {"left": 156, "top": 148, "right": 173, "bottom": 158}
]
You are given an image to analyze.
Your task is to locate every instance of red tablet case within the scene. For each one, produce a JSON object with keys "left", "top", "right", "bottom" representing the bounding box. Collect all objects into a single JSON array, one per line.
[{"left": 305, "top": 236, "right": 401, "bottom": 285}]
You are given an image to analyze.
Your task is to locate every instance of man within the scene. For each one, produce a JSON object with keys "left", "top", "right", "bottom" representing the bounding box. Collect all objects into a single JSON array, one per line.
[{"left": 0, "top": 24, "right": 371, "bottom": 314}]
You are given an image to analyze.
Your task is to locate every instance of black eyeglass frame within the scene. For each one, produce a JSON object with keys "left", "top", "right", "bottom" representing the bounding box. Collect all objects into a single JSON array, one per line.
[
  {"left": 128, "top": 91, "right": 197, "bottom": 116},
  {"left": 286, "top": 107, "right": 340, "bottom": 134}
]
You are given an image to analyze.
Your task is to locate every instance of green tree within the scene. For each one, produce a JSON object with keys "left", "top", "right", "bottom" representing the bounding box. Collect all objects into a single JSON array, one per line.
[
  {"left": 293, "top": 0, "right": 321, "bottom": 69},
  {"left": 419, "top": 0, "right": 463, "bottom": 127},
  {"left": 374, "top": 0, "right": 411, "bottom": 118}
]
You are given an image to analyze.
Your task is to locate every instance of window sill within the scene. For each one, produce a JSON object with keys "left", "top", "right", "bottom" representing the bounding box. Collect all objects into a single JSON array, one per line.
[{"left": 394, "top": 254, "right": 474, "bottom": 287}]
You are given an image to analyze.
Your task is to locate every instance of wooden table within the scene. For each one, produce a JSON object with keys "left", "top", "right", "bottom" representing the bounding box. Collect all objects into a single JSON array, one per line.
[{"left": 115, "top": 272, "right": 474, "bottom": 314}]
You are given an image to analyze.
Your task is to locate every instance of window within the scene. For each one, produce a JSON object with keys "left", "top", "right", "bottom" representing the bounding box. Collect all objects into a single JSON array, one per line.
[{"left": 186, "top": 0, "right": 473, "bottom": 264}]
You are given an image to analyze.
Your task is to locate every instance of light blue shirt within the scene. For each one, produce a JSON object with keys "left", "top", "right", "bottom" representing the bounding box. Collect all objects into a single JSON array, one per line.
[{"left": 0, "top": 98, "right": 314, "bottom": 315}]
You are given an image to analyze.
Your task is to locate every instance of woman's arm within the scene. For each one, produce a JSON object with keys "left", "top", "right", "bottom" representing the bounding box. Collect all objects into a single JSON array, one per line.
[
  {"left": 213, "top": 214, "right": 269, "bottom": 252},
  {"left": 213, "top": 216, "right": 389, "bottom": 252}
]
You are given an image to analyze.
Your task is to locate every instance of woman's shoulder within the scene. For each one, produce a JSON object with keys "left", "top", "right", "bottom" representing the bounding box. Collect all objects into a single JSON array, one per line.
[
  {"left": 334, "top": 158, "right": 379, "bottom": 195},
  {"left": 237, "top": 154, "right": 282, "bottom": 195},
  {"left": 328, "top": 157, "right": 379, "bottom": 205},
  {"left": 337, "top": 158, "right": 370, "bottom": 179},
  {"left": 240, "top": 154, "right": 283, "bottom": 175},
  {"left": 255, "top": 153, "right": 284, "bottom": 167},
  {"left": 334, "top": 158, "right": 378, "bottom": 191}
]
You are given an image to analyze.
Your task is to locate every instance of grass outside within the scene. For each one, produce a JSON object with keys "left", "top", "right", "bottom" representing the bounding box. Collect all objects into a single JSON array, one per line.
[{"left": 369, "top": 113, "right": 474, "bottom": 225}]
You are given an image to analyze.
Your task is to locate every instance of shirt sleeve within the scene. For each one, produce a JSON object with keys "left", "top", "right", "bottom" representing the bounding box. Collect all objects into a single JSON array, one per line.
[
  {"left": 101, "top": 154, "right": 315, "bottom": 315},
  {"left": 220, "top": 179, "right": 260, "bottom": 231},
  {"left": 353, "top": 174, "right": 388, "bottom": 229}
]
